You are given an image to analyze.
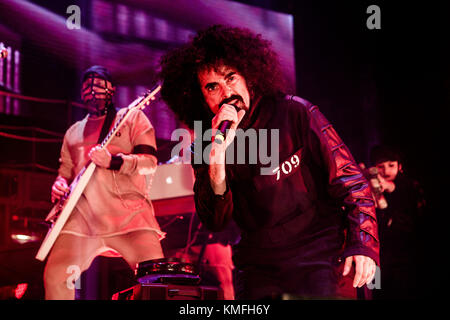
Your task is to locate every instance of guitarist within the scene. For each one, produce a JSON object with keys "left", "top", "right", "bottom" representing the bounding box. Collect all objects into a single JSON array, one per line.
[{"left": 44, "top": 66, "right": 165, "bottom": 299}]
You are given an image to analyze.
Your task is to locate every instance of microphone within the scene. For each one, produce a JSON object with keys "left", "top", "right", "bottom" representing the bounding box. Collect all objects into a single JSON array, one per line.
[
  {"left": 214, "top": 120, "right": 231, "bottom": 144},
  {"left": 214, "top": 104, "right": 239, "bottom": 145}
]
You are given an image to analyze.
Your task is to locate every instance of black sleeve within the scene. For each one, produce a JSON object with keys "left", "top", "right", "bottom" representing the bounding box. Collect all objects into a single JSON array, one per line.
[
  {"left": 193, "top": 164, "right": 234, "bottom": 232},
  {"left": 303, "top": 103, "right": 379, "bottom": 264}
]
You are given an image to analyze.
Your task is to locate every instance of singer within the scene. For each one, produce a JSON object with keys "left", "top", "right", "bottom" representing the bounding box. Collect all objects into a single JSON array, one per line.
[
  {"left": 43, "top": 66, "right": 164, "bottom": 299},
  {"left": 159, "top": 25, "right": 379, "bottom": 299}
]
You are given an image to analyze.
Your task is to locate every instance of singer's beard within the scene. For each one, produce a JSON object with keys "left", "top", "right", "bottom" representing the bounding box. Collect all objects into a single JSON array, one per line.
[{"left": 219, "top": 95, "right": 247, "bottom": 111}]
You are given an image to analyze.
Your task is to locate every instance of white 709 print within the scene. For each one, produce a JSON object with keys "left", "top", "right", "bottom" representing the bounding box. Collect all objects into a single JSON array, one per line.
[{"left": 272, "top": 154, "right": 300, "bottom": 181}]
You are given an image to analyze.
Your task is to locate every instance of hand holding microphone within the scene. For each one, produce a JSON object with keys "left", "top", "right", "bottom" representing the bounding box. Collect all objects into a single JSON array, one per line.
[
  {"left": 214, "top": 104, "right": 239, "bottom": 144},
  {"left": 213, "top": 95, "right": 247, "bottom": 145},
  {"left": 212, "top": 102, "right": 246, "bottom": 146},
  {"left": 209, "top": 103, "right": 245, "bottom": 194}
]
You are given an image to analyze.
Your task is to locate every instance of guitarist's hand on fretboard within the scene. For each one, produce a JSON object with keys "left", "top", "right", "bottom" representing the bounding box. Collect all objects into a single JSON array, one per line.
[
  {"left": 88, "top": 145, "right": 112, "bottom": 168},
  {"left": 51, "top": 176, "right": 69, "bottom": 204}
]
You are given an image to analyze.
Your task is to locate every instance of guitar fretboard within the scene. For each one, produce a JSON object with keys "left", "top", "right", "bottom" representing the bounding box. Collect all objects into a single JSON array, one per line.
[
  {"left": 99, "top": 84, "right": 161, "bottom": 149},
  {"left": 100, "top": 108, "right": 128, "bottom": 148}
]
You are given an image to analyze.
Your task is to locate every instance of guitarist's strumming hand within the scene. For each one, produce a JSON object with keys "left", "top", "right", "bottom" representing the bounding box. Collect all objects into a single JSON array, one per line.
[
  {"left": 51, "top": 176, "right": 69, "bottom": 203},
  {"left": 51, "top": 145, "right": 111, "bottom": 204},
  {"left": 88, "top": 145, "right": 112, "bottom": 168}
]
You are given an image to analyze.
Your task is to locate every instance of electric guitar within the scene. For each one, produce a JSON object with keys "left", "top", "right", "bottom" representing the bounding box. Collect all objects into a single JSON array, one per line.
[{"left": 35, "top": 85, "right": 161, "bottom": 261}]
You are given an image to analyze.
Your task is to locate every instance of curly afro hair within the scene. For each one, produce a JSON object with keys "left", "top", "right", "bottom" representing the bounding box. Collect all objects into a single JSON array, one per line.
[{"left": 159, "top": 25, "right": 285, "bottom": 129}]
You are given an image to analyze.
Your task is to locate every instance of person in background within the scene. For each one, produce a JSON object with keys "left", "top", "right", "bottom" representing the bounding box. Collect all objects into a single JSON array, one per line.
[{"left": 369, "top": 145, "right": 426, "bottom": 299}]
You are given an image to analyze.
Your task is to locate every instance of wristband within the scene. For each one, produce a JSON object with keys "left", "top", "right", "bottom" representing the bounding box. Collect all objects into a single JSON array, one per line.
[{"left": 108, "top": 155, "right": 124, "bottom": 170}]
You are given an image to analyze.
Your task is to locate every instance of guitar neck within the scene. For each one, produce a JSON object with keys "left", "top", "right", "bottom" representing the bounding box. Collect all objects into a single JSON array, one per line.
[
  {"left": 99, "top": 108, "right": 128, "bottom": 149},
  {"left": 99, "top": 84, "right": 161, "bottom": 150}
]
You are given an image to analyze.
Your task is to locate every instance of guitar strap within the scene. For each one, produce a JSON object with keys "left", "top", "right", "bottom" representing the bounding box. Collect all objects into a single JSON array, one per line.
[{"left": 97, "top": 107, "right": 117, "bottom": 144}]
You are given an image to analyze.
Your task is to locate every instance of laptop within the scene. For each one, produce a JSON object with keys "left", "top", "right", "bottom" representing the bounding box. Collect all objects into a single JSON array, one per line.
[{"left": 149, "top": 163, "right": 195, "bottom": 200}]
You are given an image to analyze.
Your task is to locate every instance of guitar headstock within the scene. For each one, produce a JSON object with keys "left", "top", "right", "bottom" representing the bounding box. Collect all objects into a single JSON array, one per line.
[{"left": 128, "top": 84, "right": 161, "bottom": 111}]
